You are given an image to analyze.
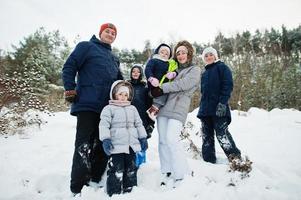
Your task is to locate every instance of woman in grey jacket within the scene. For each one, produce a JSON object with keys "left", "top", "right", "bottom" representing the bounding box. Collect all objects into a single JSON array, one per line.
[
  {"left": 151, "top": 41, "right": 201, "bottom": 186},
  {"left": 99, "top": 80, "right": 148, "bottom": 196}
]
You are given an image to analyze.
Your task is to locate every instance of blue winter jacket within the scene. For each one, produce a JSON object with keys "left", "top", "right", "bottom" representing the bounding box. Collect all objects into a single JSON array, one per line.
[
  {"left": 62, "top": 35, "right": 123, "bottom": 116},
  {"left": 197, "top": 60, "right": 233, "bottom": 123},
  {"left": 144, "top": 43, "right": 172, "bottom": 87},
  {"left": 145, "top": 58, "right": 169, "bottom": 82},
  {"left": 128, "top": 79, "right": 154, "bottom": 129}
]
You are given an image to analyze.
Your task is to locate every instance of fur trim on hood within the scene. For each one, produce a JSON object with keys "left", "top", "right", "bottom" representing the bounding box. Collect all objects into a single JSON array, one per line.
[
  {"left": 173, "top": 40, "right": 194, "bottom": 66},
  {"left": 110, "top": 80, "right": 134, "bottom": 101}
]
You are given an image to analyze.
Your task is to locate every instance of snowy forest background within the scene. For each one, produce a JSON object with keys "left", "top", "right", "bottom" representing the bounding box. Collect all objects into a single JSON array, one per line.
[{"left": 0, "top": 25, "right": 301, "bottom": 135}]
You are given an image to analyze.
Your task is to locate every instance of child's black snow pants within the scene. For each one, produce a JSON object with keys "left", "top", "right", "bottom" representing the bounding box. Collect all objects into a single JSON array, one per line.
[{"left": 106, "top": 148, "right": 137, "bottom": 196}]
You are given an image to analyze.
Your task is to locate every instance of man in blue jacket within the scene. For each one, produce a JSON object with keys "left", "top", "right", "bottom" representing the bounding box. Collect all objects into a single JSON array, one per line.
[
  {"left": 62, "top": 23, "right": 123, "bottom": 196},
  {"left": 197, "top": 47, "right": 241, "bottom": 164}
]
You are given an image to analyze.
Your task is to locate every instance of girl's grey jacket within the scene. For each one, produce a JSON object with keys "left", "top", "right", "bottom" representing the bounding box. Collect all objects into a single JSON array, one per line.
[
  {"left": 159, "top": 64, "right": 201, "bottom": 124},
  {"left": 99, "top": 80, "right": 147, "bottom": 154}
]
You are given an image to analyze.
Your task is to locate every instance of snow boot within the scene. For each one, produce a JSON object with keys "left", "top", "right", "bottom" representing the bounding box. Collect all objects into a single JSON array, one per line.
[
  {"left": 160, "top": 172, "right": 172, "bottom": 186},
  {"left": 229, "top": 155, "right": 253, "bottom": 174}
]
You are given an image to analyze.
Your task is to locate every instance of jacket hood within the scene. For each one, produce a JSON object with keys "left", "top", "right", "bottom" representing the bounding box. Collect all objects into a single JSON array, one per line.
[
  {"left": 110, "top": 80, "right": 134, "bottom": 101},
  {"left": 173, "top": 40, "right": 194, "bottom": 66},
  {"left": 154, "top": 43, "right": 172, "bottom": 59},
  {"left": 130, "top": 65, "right": 144, "bottom": 83}
]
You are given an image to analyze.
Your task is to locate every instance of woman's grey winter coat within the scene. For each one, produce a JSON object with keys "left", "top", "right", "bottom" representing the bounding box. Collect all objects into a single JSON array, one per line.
[{"left": 159, "top": 65, "right": 201, "bottom": 124}]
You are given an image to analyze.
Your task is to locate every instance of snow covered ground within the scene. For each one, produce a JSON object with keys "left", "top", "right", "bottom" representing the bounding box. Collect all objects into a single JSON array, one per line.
[{"left": 1, "top": 108, "right": 301, "bottom": 200}]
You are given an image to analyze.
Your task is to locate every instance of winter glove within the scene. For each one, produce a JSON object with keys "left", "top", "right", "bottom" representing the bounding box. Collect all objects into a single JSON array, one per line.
[
  {"left": 150, "top": 87, "right": 163, "bottom": 98},
  {"left": 64, "top": 90, "right": 77, "bottom": 103},
  {"left": 135, "top": 151, "right": 146, "bottom": 167},
  {"left": 166, "top": 72, "right": 177, "bottom": 80},
  {"left": 139, "top": 138, "right": 148, "bottom": 151},
  {"left": 145, "top": 124, "right": 154, "bottom": 139},
  {"left": 216, "top": 103, "right": 227, "bottom": 117},
  {"left": 148, "top": 77, "right": 160, "bottom": 87},
  {"left": 102, "top": 139, "right": 114, "bottom": 156}
]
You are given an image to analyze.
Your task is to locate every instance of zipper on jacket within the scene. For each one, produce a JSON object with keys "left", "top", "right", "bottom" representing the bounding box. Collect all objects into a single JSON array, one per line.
[{"left": 123, "top": 107, "right": 131, "bottom": 148}]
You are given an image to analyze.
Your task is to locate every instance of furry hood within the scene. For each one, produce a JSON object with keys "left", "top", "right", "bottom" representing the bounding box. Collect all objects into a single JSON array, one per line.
[
  {"left": 173, "top": 40, "right": 194, "bottom": 66},
  {"left": 109, "top": 80, "right": 134, "bottom": 101}
]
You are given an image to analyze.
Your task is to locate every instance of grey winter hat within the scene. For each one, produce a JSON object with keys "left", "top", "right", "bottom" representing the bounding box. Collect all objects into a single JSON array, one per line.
[
  {"left": 117, "top": 86, "right": 130, "bottom": 96},
  {"left": 202, "top": 47, "right": 218, "bottom": 62},
  {"left": 110, "top": 80, "right": 133, "bottom": 101}
]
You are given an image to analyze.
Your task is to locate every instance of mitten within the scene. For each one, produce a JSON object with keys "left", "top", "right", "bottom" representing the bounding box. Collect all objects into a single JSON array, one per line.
[
  {"left": 150, "top": 87, "right": 163, "bottom": 98},
  {"left": 148, "top": 77, "right": 160, "bottom": 87},
  {"left": 102, "top": 139, "right": 114, "bottom": 156},
  {"left": 166, "top": 72, "right": 177, "bottom": 80},
  {"left": 216, "top": 103, "right": 227, "bottom": 117},
  {"left": 135, "top": 151, "right": 146, "bottom": 167},
  {"left": 139, "top": 138, "right": 148, "bottom": 151},
  {"left": 64, "top": 90, "right": 77, "bottom": 103},
  {"left": 145, "top": 124, "right": 154, "bottom": 139}
]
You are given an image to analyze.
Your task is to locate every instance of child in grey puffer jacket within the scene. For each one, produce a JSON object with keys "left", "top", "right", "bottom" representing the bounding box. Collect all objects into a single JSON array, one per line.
[{"left": 99, "top": 80, "right": 148, "bottom": 196}]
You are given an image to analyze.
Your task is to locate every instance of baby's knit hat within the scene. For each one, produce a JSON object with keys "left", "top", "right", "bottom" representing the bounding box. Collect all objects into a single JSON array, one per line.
[
  {"left": 159, "top": 46, "right": 171, "bottom": 55},
  {"left": 154, "top": 43, "right": 172, "bottom": 59}
]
